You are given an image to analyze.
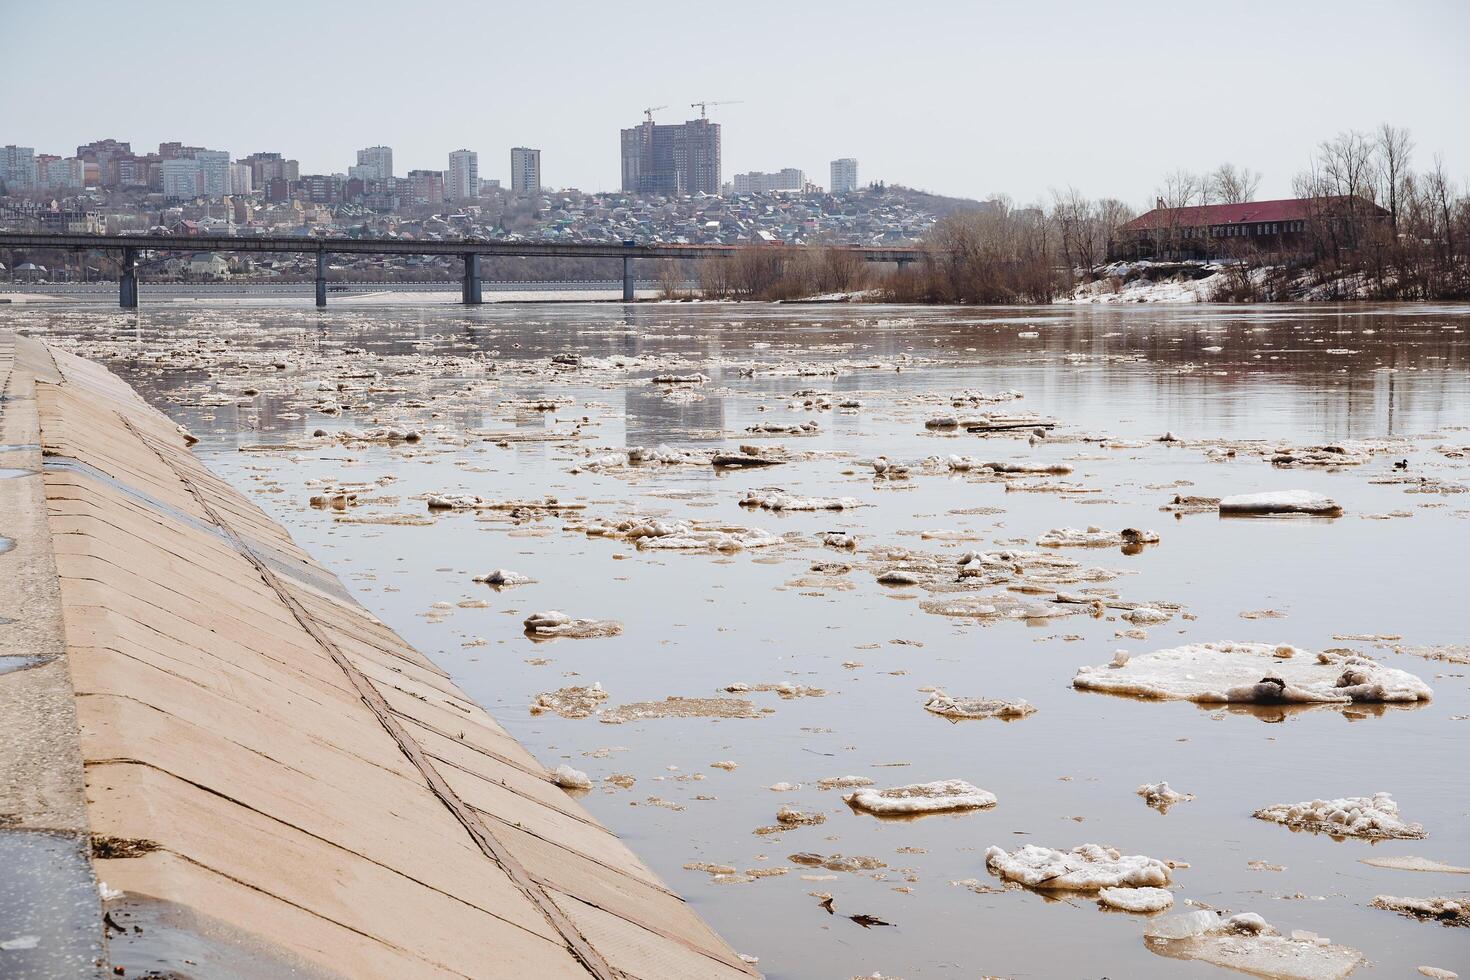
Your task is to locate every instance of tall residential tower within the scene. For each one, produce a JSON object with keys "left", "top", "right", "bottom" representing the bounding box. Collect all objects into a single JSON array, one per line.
[
  {"left": 510, "top": 147, "right": 541, "bottom": 195},
  {"left": 620, "top": 117, "right": 721, "bottom": 196},
  {"left": 830, "top": 158, "right": 859, "bottom": 194},
  {"left": 447, "top": 149, "right": 478, "bottom": 201}
]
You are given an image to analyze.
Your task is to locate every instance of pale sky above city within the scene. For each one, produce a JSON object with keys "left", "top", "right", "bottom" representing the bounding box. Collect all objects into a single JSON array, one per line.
[{"left": 5, "top": 0, "right": 1468, "bottom": 207}]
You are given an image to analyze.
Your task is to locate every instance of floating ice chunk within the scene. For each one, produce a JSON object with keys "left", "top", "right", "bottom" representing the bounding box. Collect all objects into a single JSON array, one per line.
[
  {"left": 1371, "top": 895, "right": 1467, "bottom": 925},
  {"left": 819, "top": 531, "right": 858, "bottom": 549},
  {"left": 0, "top": 935, "right": 41, "bottom": 951},
  {"left": 985, "top": 843, "right": 1171, "bottom": 891},
  {"left": 549, "top": 764, "right": 592, "bottom": 790},
  {"left": 876, "top": 569, "right": 920, "bottom": 586},
  {"left": 523, "top": 611, "right": 623, "bottom": 640},
  {"left": 1219, "top": 490, "right": 1342, "bottom": 516},
  {"left": 740, "top": 489, "right": 863, "bottom": 511},
  {"left": 1137, "top": 782, "right": 1194, "bottom": 811},
  {"left": 1418, "top": 968, "right": 1458, "bottom": 979},
  {"left": 650, "top": 373, "right": 710, "bottom": 384},
  {"left": 1123, "top": 606, "right": 1171, "bottom": 625},
  {"left": 531, "top": 684, "right": 607, "bottom": 719},
  {"left": 1099, "top": 886, "right": 1174, "bottom": 913},
  {"left": 985, "top": 461, "right": 1074, "bottom": 475},
  {"left": 745, "top": 420, "right": 819, "bottom": 436},
  {"left": 473, "top": 568, "right": 535, "bottom": 586},
  {"left": 1254, "top": 792, "right": 1426, "bottom": 840},
  {"left": 925, "top": 416, "right": 960, "bottom": 429},
  {"left": 1073, "top": 641, "right": 1432, "bottom": 705},
  {"left": 1037, "top": 526, "right": 1159, "bottom": 548},
  {"left": 845, "top": 779, "right": 996, "bottom": 816},
  {"left": 1145, "top": 909, "right": 1364, "bottom": 979},
  {"left": 599, "top": 697, "right": 765, "bottom": 724},
  {"left": 923, "top": 692, "right": 1036, "bottom": 721},
  {"left": 817, "top": 775, "right": 874, "bottom": 790},
  {"left": 1359, "top": 855, "right": 1470, "bottom": 874}
]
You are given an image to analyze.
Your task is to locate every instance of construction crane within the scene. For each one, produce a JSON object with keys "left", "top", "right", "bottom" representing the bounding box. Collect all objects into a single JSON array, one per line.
[
  {"left": 690, "top": 100, "right": 743, "bottom": 119},
  {"left": 641, "top": 105, "right": 668, "bottom": 124}
]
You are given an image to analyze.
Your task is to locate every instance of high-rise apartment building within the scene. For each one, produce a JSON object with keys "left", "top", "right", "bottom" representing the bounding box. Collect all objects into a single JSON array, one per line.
[
  {"left": 41, "top": 156, "right": 85, "bottom": 189},
  {"left": 510, "top": 147, "right": 541, "bottom": 195},
  {"left": 229, "top": 162, "right": 254, "bottom": 196},
  {"left": 447, "top": 149, "right": 479, "bottom": 201},
  {"left": 406, "top": 169, "right": 444, "bottom": 206},
  {"left": 0, "top": 145, "right": 38, "bottom": 190},
  {"left": 620, "top": 117, "right": 720, "bottom": 196},
  {"left": 196, "top": 150, "right": 230, "bottom": 199},
  {"left": 355, "top": 145, "right": 393, "bottom": 182},
  {"left": 160, "top": 158, "right": 201, "bottom": 199},
  {"left": 76, "top": 139, "right": 132, "bottom": 187},
  {"left": 731, "top": 168, "right": 805, "bottom": 195},
  {"left": 830, "top": 158, "right": 859, "bottom": 194},
  {"left": 241, "top": 152, "right": 299, "bottom": 187}
]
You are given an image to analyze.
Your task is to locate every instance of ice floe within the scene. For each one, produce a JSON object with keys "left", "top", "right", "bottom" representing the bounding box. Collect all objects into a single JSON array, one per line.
[
  {"left": 985, "top": 844, "right": 1172, "bottom": 891},
  {"left": 923, "top": 692, "right": 1036, "bottom": 721},
  {"left": 1219, "top": 490, "right": 1342, "bottom": 516},
  {"left": 1098, "top": 886, "right": 1175, "bottom": 913},
  {"left": 1144, "top": 909, "right": 1364, "bottom": 979},
  {"left": 845, "top": 779, "right": 996, "bottom": 816},
  {"left": 523, "top": 611, "right": 624, "bottom": 640},
  {"left": 1253, "top": 792, "right": 1426, "bottom": 840},
  {"left": 1073, "top": 641, "right": 1432, "bottom": 705},
  {"left": 1037, "top": 526, "right": 1159, "bottom": 548},
  {"left": 1370, "top": 895, "right": 1468, "bottom": 926}
]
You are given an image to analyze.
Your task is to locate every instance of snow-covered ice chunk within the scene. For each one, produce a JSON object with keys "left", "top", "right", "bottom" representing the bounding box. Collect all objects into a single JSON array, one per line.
[
  {"left": 549, "top": 764, "right": 592, "bottom": 790},
  {"left": 1371, "top": 895, "right": 1468, "bottom": 926},
  {"left": 1098, "top": 886, "right": 1175, "bottom": 913},
  {"left": 1138, "top": 781, "right": 1194, "bottom": 811},
  {"left": 740, "top": 489, "right": 863, "bottom": 511},
  {"left": 985, "top": 843, "right": 1171, "bottom": 891},
  {"left": 845, "top": 779, "right": 996, "bottom": 816},
  {"left": 1219, "top": 490, "right": 1342, "bottom": 516},
  {"left": 523, "top": 611, "right": 623, "bottom": 640},
  {"left": 1253, "top": 792, "right": 1426, "bottom": 840},
  {"left": 1073, "top": 641, "right": 1432, "bottom": 705}
]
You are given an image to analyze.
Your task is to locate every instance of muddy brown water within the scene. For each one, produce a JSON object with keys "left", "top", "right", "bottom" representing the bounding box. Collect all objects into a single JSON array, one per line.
[{"left": 7, "top": 300, "right": 1469, "bottom": 978}]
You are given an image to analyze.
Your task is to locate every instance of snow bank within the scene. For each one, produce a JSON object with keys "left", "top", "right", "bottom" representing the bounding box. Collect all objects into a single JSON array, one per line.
[
  {"left": 845, "top": 779, "right": 997, "bottom": 816},
  {"left": 1073, "top": 641, "right": 1432, "bottom": 705},
  {"left": 1253, "top": 792, "right": 1426, "bottom": 840},
  {"left": 1219, "top": 490, "right": 1342, "bottom": 516},
  {"left": 985, "top": 843, "right": 1171, "bottom": 891}
]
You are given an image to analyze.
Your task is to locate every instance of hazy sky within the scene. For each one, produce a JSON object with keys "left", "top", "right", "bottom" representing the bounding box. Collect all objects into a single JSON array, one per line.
[{"left": 5, "top": 0, "right": 1467, "bottom": 207}]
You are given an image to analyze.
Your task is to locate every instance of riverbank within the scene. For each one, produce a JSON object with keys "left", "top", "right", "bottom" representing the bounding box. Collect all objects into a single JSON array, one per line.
[{"left": 0, "top": 332, "right": 755, "bottom": 978}]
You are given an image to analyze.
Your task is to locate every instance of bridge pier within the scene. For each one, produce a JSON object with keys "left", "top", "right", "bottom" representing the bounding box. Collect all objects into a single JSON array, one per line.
[
  {"left": 622, "top": 255, "right": 635, "bottom": 302},
  {"left": 462, "top": 252, "right": 482, "bottom": 305},
  {"left": 315, "top": 251, "right": 327, "bottom": 308},
  {"left": 119, "top": 247, "right": 138, "bottom": 309}
]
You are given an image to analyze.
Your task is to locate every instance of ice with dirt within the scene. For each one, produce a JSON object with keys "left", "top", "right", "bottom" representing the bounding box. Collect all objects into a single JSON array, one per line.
[
  {"left": 923, "top": 692, "right": 1036, "bottom": 720},
  {"left": 1073, "top": 641, "right": 1433, "bottom": 704}
]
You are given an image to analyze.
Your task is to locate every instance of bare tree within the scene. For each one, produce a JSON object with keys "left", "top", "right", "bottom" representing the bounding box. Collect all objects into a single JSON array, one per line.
[
  {"left": 1375, "top": 124, "right": 1414, "bottom": 231},
  {"left": 1210, "top": 163, "right": 1263, "bottom": 204}
]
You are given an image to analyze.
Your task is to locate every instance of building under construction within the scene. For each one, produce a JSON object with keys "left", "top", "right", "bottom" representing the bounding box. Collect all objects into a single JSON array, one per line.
[{"left": 620, "top": 116, "right": 721, "bottom": 197}]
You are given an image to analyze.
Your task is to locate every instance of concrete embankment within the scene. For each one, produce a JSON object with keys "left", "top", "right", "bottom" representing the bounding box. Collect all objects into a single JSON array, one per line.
[{"left": 0, "top": 332, "right": 758, "bottom": 979}]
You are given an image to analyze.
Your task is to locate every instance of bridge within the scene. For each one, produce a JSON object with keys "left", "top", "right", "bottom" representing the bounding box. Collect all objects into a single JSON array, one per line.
[{"left": 0, "top": 232, "right": 924, "bottom": 308}]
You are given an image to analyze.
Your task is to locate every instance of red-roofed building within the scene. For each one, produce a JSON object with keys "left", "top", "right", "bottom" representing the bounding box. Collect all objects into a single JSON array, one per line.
[{"left": 1116, "top": 195, "right": 1388, "bottom": 260}]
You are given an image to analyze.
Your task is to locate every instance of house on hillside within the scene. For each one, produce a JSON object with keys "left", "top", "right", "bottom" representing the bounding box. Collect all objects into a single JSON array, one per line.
[{"left": 1115, "top": 196, "right": 1389, "bottom": 261}]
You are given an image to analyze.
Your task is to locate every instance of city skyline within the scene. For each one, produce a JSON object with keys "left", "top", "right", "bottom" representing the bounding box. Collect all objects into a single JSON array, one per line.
[{"left": 6, "top": 0, "right": 1467, "bottom": 208}]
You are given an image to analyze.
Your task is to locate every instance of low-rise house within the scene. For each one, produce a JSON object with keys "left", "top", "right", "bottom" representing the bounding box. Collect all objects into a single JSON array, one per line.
[{"left": 1116, "top": 196, "right": 1389, "bottom": 261}]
